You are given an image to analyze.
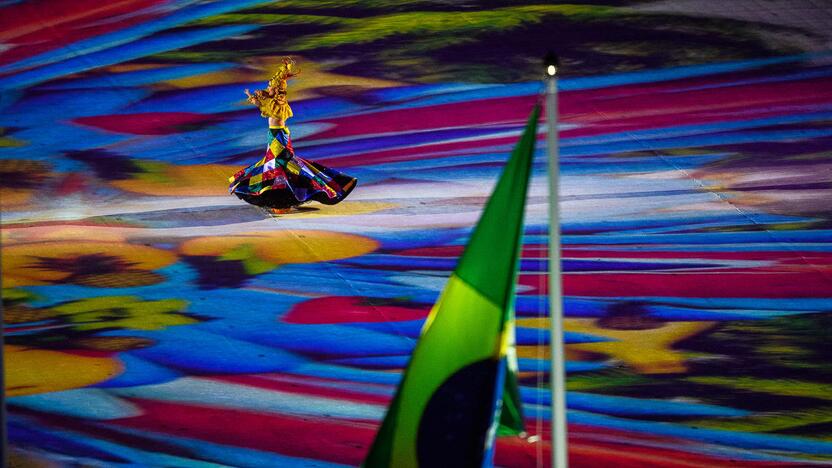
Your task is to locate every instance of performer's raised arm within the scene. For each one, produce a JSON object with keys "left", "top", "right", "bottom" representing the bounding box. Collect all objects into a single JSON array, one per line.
[{"left": 244, "top": 88, "right": 258, "bottom": 105}]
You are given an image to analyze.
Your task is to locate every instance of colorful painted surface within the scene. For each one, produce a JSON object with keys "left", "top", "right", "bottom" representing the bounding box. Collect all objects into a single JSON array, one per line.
[{"left": 2, "top": 1, "right": 832, "bottom": 466}]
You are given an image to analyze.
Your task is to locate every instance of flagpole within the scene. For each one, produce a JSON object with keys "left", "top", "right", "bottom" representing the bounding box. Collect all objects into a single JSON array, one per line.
[{"left": 545, "top": 52, "right": 568, "bottom": 468}]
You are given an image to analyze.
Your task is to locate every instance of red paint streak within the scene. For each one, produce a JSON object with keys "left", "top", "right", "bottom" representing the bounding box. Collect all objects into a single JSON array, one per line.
[
  {"left": 399, "top": 245, "right": 548, "bottom": 258},
  {"left": 113, "top": 399, "right": 375, "bottom": 465},
  {"left": 310, "top": 76, "right": 832, "bottom": 143},
  {"left": 566, "top": 78, "right": 832, "bottom": 127},
  {"left": 400, "top": 245, "right": 832, "bottom": 268},
  {"left": 495, "top": 435, "right": 804, "bottom": 467},
  {"left": 0, "top": 0, "right": 156, "bottom": 41},
  {"left": 0, "top": 0, "right": 162, "bottom": 65},
  {"left": 206, "top": 374, "right": 391, "bottom": 405},
  {"left": 515, "top": 271, "right": 832, "bottom": 298},
  {"left": 73, "top": 112, "right": 216, "bottom": 135},
  {"left": 561, "top": 248, "right": 832, "bottom": 262},
  {"left": 302, "top": 73, "right": 832, "bottom": 167},
  {"left": 55, "top": 173, "right": 86, "bottom": 195},
  {"left": 322, "top": 133, "right": 524, "bottom": 167},
  {"left": 494, "top": 423, "right": 808, "bottom": 468},
  {"left": 110, "top": 401, "right": 809, "bottom": 467},
  {"left": 310, "top": 95, "right": 538, "bottom": 141},
  {"left": 284, "top": 296, "right": 429, "bottom": 324},
  {"left": 22, "top": 399, "right": 801, "bottom": 467},
  {"left": 313, "top": 64, "right": 832, "bottom": 138},
  {"left": 559, "top": 103, "right": 824, "bottom": 140}
]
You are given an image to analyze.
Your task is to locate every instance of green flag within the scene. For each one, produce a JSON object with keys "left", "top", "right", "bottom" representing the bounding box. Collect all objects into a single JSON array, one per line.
[{"left": 364, "top": 103, "right": 541, "bottom": 468}]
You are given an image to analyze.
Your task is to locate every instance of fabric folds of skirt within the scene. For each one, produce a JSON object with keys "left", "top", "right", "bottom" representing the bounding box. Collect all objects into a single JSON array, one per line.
[{"left": 228, "top": 128, "right": 357, "bottom": 209}]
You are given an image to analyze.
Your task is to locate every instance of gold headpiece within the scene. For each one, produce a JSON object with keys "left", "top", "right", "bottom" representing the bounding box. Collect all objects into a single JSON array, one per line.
[
  {"left": 268, "top": 57, "right": 299, "bottom": 90},
  {"left": 247, "top": 57, "right": 300, "bottom": 121}
]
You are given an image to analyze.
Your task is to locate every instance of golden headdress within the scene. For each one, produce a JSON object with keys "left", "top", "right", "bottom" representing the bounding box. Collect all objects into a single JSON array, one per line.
[
  {"left": 247, "top": 57, "right": 300, "bottom": 121},
  {"left": 268, "top": 57, "right": 299, "bottom": 90}
]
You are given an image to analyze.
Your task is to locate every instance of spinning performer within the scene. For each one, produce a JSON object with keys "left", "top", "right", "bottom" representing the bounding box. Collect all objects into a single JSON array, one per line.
[{"left": 228, "top": 57, "right": 356, "bottom": 211}]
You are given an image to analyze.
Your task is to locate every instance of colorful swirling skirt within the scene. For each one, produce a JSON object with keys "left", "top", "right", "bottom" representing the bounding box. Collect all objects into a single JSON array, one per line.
[{"left": 228, "top": 128, "right": 357, "bottom": 209}]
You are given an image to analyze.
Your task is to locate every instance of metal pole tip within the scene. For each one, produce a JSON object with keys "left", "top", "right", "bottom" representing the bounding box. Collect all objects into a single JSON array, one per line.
[{"left": 544, "top": 51, "right": 560, "bottom": 76}]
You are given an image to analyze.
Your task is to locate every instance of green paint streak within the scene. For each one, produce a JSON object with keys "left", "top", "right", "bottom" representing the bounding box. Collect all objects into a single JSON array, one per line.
[
  {"left": 566, "top": 372, "right": 653, "bottom": 391},
  {"left": 289, "top": 6, "right": 616, "bottom": 51},
  {"left": 52, "top": 296, "right": 194, "bottom": 331},
  {"left": 219, "top": 243, "right": 276, "bottom": 275},
  {"left": 688, "top": 376, "right": 832, "bottom": 401},
  {"left": 689, "top": 405, "right": 832, "bottom": 436}
]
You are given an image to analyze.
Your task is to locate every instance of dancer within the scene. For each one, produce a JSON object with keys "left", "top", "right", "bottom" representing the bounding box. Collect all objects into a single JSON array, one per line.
[{"left": 228, "top": 57, "right": 356, "bottom": 212}]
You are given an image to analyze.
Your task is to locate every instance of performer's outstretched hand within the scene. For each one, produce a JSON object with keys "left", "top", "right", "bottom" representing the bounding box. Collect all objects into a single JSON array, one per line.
[{"left": 244, "top": 88, "right": 257, "bottom": 104}]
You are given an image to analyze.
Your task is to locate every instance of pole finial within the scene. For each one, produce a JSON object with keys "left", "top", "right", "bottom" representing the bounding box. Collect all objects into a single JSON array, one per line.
[{"left": 544, "top": 51, "right": 560, "bottom": 77}]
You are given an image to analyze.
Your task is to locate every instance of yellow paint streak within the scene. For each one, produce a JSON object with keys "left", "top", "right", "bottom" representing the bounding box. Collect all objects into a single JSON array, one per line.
[
  {"left": 516, "top": 317, "right": 714, "bottom": 374},
  {"left": 280, "top": 201, "right": 396, "bottom": 218},
  {"left": 565, "top": 318, "right": 714, "bottom": 374},
  {"left": 0, "top": 188, "right": 33, "bottom": 209},
  {"left": 516, "top": 317, "right": 551, "bottom": 329},
  {"left": 111, "top": 163, "right": 240, "bottom": 197},
  {"left": 2, "top": 241, "right": 177, "bottom": 288},
  {"left": 107, "top": 63, "right": 169, "bottom": 73},
  {"left": 4, "top": 345, "right": 123, "bottom": 397},
  {"left": 516, "top": 345, "right": 547, "bottom": 359},
  {"left": 2, "top": 226, "right": 127, "bottom": 245},
  {"left": 179, "top": 230, "right": 378, "bottom": 265},
  {"left": 162, "top": 57, "right": 400, "bottom": 98},
  {"left": 0, "top": 136, "right": 25, "bottom": 147}
]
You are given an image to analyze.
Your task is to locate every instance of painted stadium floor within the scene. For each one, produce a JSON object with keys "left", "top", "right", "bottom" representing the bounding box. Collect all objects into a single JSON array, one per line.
[{"left": 2, "top": 1, "right": 832, "bottom": 467}]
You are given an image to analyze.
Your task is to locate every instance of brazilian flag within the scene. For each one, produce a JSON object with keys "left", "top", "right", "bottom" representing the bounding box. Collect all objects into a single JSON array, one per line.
[{"left": 364, "top": 104, "right": 541, "bottom": 468}]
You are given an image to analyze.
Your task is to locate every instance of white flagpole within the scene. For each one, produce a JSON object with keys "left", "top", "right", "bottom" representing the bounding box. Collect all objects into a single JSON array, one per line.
[{"left": 545, "top": 52, "right": 568, "bottom": 468}]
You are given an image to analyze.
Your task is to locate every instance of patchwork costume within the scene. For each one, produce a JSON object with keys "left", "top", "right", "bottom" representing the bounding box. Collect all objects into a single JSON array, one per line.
[{"left": 229, "top": 59, "right": 356, "bottom": 209}]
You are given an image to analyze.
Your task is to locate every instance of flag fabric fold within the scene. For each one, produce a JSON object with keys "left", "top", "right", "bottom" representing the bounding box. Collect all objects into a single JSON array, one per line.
[{"left": 364, "top": 103, "right": 541, "bottom": 468}]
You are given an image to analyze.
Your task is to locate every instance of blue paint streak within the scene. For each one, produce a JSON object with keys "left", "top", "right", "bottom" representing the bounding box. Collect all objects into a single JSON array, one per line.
[
  {"left": 0, "top": 26, "right": 259, "bottom": 89},
  {"left": 101, "top": 429, "right": 353, "bottom": 468},
  {"left": 339, "top": 254, "right": 716, "bottom": 272},
  {"left": 39, "top": 63, "right": 236, "bottom": 90},
  {"left": 347, "top": 320, "right": 611, "bottom": 345},
  {"left": 560, "top": 128, "right": 832, "bottom": 157},
  {"left": 568, "top": 410, "right": 832, "bottom": 455},
  {"left": 564, "top": 229, "right": 832, "bottom": 245},
  {"left": 522, "top": 389, "right": 749, "bottom": 417},
  {"left": 95, "top": 354, "right": 181, "bottom": 388},
  {"left": 0, "top": 0, "right": 270, "bottom": 74},
  {"left": 371, "top": 53, "right": 832, "bottom": 110},
  {"left": 8, "top": 420, "right": 124, "bottom": 462}
]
